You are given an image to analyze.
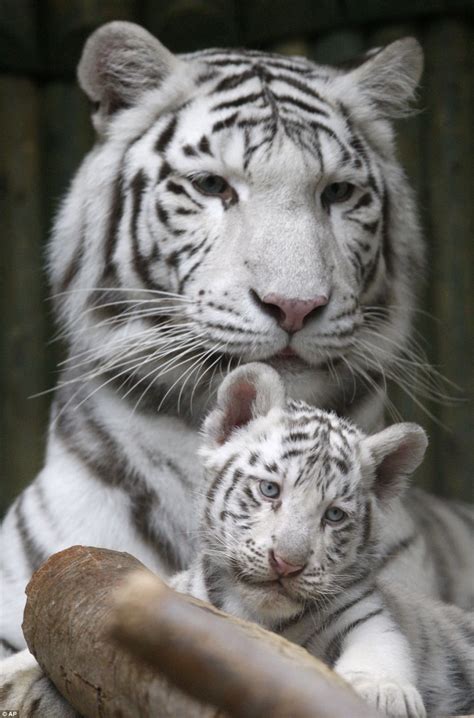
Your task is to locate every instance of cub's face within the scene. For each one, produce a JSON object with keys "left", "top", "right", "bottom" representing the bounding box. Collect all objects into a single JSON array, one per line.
[
  {"left": 200, "top": 363, "right": 427, "bottom": 622},
  {"left": 202, "top": 406, "right": 372, "bottom": 620}
]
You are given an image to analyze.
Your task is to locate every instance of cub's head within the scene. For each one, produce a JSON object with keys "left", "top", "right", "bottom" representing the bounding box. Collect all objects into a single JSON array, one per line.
[
  {"left": 199, "top": 363, "right": 427, "bottom": 622},
  {"left": 50, "top": 22, "right": 423, "bottom": 418}
]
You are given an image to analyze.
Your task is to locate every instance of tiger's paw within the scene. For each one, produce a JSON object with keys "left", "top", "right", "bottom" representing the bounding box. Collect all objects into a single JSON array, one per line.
[
  {"left": 0, "top": 649, "right": 78, "bottom": 717},
  {"left": 339, "top": 670, "right": 426, "bottom": 718}
]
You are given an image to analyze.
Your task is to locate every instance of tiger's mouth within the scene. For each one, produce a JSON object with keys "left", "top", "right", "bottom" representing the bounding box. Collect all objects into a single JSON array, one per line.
[{"left": 276, "top": 346, "right": 298, "bottom": 358}]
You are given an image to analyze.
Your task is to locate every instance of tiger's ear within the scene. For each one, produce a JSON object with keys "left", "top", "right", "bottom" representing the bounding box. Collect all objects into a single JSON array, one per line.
[
  {"left": 334, "top": 37, "right": 423, "bottom": 119},
  {"left": 78, "top": 21, "right": 184, "bottom": 124},
  {"left": 362, "top": 423, "right": 428, "bottom": 502},
  {"left": 202, "top": 363, "right": 286, "bottom": 448}
]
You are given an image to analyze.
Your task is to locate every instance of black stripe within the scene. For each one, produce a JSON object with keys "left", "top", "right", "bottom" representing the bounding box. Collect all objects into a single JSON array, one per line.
[
  {"left": 280, "top": 448, "right": 304, "bottom": 460},
  {"left": 182, "top": 143, "right": 197, "bottom": 156},
  {"left": 104, "top": 173, "right": 125, "bottom": 271},
  {"left": 28, "top": 696, "right": 43, "bottom": 717},
  {"left": 274, "top": 607, "right": 308, "bottom": 634},
  {"left": 350, "top": 192, "right": 373, "bottom": 211},
  {"left": 362, "top": 247, "right": 381, "bottom": 293},
  {"left": 195, "top": 69, "right": 220, "bottom": 85},
  {"left": 268, "top": 71, "right": 328, "bottom": 103},
  {"left": 310, "top": 120, "right": 351, "bottom": 162},
  {"left": 212, "top": 112, "right": 239, "bottom": 133},
  {"left": 264, "top": 59, "right": 317, "bottom": 76},
  {"left": 303, "top": 587, "right": 376, "bottom": 647},
  {"left": 213, "top": 69, "right": 256, "bottom": 93},
  {"left": 325, "top": 608, "right": 384, "bottom": 666},
  {"left": 381, "top": 184, "right": 393, "bottom": 275},
  {"left": 198, "top": 135, "right": 212, "bottom": 155},
  {"left": 158, "top": 161, "right": 172, "bottom": 182},
  {"left": 361, "top": 500, "right": 372, "bottom": 546},
  {"left": 15, "top": 495, "right": 47, "bottom": 572},
  {"left": 155, "top": 116, "right": 178, "bottom": 153},
  {"left": 56, "top": 408, "right": 185, "bottom": 572},
  {"left": 222, "top": 468, "right": 243, "bottom": 505},
  {"left": 377, "top": 534, "right": 417, "bottom": 572},
  {"left": 212, "top": 92, "right": 264, "bottom": 111},
  {"left": 155, "top": 200, "right": 169, "bottom": 226},
  {"left": 274, "top": 93, "right": 329, "bottom": 118},
  {"left": 167, "top": 180, "right": 192, "bottom": 198},
  {"left": 0, "top": 680, "right": 13, "bottom": 702},
  {"left": 129, "top": 484, "right": 185, "bottom": 573},
  {"left": 205, "top": 453, "right": 239, "bottom": 521},
  {"left": 285, "top": 431, "right": 310, "bottom": 443},
  {"left": 58, "top": 227, "right": 84, "bottom": 293},
  {"left": 178, "top": 242, "right": 213, "bottom": 291},
  {"left": 130, "top": 170, "right": 154, "bottom": 288},
  {"left": 0, "top": 637, "right": 17, "bottom": 655},
  {"left": 176, "top": 206, "right": 198, "bottom": 216},
  {"left": 202, "top": 556, "right": 224, "bottom": 609}
]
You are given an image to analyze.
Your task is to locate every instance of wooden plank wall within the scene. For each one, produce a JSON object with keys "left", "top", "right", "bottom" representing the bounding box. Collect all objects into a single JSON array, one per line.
[{"left": 1, "top": 1, "right": 472, "bottom": 514}]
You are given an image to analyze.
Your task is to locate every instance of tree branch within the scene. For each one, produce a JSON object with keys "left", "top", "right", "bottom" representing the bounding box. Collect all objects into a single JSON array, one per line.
[{"left": 23, "top": 545, "right": 378, "bottom": 718}]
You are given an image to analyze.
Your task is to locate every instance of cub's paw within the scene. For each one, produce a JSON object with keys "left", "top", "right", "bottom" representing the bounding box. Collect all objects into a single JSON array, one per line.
[
  {"left": 339, "top": 671, "right": 426, "bottom": 718},
  {"left": 0, "top": 649, "right": 78, "bottom": 717}
]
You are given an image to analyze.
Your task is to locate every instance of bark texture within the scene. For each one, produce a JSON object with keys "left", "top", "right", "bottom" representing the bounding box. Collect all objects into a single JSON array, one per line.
[{"left": 23, "top": 545, "right": 379, "bottom": 718}]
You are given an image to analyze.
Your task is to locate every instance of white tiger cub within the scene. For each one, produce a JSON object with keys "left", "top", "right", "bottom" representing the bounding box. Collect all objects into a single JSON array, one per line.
[{"left": 171, "top": 363, "right": 474, "bottom": 718}]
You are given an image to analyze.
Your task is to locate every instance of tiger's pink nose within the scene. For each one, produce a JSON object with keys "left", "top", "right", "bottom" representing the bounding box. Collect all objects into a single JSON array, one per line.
[
  {"left": 269, "top": 550, "right": 305, "bottom": 578},
  {"left": 262, "top": 293, "right": 329, "bottom": 332}
]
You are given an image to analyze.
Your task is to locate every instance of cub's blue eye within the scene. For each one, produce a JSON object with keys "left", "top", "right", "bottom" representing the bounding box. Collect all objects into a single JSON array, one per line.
[
  {"left": 324, "top": 506, "right": 346, "bottom": 523},
  {"left": 192, "top": 174, "right": 231, "bottom": 197},
  {"left": 259, "top": 480, "right": 281, "bottom": 499},
  {"left": 322, "top": 182, "right": 354, "bottom": 205}
]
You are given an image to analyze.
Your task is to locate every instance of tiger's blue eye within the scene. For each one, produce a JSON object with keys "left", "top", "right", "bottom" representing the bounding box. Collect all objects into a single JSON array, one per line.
[
  {"left": 192, "top": 174, "right": 231, "bottom": 197},
  {"left": 322, "top": 182, "right": 354, "bottom": 205},
  {"left": 324, "top": 506, "right": 346, "bottom": 523},
  {"left": 259, "top": 480, "right": 281, "bottom": 499}
]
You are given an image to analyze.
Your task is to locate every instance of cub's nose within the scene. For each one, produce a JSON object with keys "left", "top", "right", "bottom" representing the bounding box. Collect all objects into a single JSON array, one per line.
[{"left": 268, "top": 549, "right": 305, "bottom": 578}]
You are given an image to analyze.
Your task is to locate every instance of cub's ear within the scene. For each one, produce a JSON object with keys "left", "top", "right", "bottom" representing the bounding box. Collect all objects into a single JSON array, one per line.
[
  {"left": 334, "top": 37, "right": 423, "bottom": 119},
  {"left": 362, "top": 422, "right": 428, "bottom": 502},
  {"left": 78, "top": 21, "right": 184, "bottom": 123},
  {"left": 202, "top": 363, "right": 286, "bottom": 448}
]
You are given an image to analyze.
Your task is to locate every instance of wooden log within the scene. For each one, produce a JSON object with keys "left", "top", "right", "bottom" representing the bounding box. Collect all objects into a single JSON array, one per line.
[{"left": 23, "top": 545, "right": 378, "bottom": 718}]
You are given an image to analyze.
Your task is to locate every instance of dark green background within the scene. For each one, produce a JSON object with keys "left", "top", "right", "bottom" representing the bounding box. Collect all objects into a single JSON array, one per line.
[{"left": 1, "top": 0, "right": 473, "bottom": 515}]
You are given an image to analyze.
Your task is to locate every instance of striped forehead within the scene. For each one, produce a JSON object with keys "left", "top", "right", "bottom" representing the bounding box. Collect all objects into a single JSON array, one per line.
[
  {"left": 245, "top": 406, "right": 360, "bottom": 487},
  {"left": 168, "top": 54, "right": 354, "bottom": 174}
]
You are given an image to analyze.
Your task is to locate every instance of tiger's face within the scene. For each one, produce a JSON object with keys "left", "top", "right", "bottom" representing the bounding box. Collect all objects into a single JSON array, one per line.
[
  {"left": 51, "top": 24, "right": 423, "bottom": 422},
  {"left": 124, "top": 86, "right": 378, "bottom": 364},
  {"left": 199, "top": 363, "right": 427, "bottom": 622}
]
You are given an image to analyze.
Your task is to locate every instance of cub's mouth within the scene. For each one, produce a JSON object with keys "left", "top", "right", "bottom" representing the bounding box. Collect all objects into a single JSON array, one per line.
[{"left": 237, "top": 574, "right": 302, "bottom": 600}]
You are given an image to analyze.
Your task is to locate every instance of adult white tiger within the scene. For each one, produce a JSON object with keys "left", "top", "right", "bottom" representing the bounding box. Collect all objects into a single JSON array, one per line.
[{"left": 0, "top": 21, "right": 430, "bottom": 715}]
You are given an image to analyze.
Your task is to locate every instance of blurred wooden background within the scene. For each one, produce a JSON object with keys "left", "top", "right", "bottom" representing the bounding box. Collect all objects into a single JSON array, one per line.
[{"left": 1, "top": 0, "right": 472, "bottom": 515}]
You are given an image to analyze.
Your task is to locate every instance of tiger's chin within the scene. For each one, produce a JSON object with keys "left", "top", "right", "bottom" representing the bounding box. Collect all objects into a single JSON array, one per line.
[
  {"left": 236, "top": 579, "right": 303, "bottom": 623},
  {"left": 265, "top": 356, "right": 341, "bottom": 407}
]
